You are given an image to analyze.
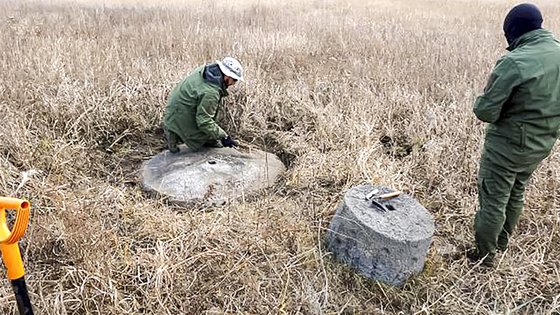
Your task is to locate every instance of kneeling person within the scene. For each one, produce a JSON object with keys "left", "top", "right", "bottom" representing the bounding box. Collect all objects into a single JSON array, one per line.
[{"left": 164, "top": 57, "right": 243, "bottom": 153}]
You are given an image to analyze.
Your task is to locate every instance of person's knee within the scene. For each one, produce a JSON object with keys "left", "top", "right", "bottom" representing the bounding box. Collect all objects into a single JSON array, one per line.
[
  {"left": 477, "top": 208, "right": 506, "bottom": 224},
  {"left": 475, "top": 210, "right": 506, "bottom": 239},
  {"left": 508, "top": 192, "right": 525, "bottom": 208}
]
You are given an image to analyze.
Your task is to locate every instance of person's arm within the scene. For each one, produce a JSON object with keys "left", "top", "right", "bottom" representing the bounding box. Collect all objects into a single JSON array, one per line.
[
  {"left": 196, "top": 92, "right": 227, "bottom": 140},
  {"left": 473, "top": 56, "right": 522, "bottom": 123}
]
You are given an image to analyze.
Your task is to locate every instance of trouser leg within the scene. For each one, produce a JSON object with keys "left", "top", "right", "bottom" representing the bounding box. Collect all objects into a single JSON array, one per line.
[
  {"left": 497, "top": 165, "right": 537, "bottom": 250},
  {"left": 164, "top": 127, "right": 180, "bottom": 153},
  {"left": 474, "top": 159, "right": 516, "bottom": 262}
]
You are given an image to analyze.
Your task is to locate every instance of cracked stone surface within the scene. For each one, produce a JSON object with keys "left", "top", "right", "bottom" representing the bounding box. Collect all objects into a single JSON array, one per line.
[
  {"left": 141, "top": 146, "right": 286, "bottom": 206},
  {"left": 326, "top": 183, "right": 435, "bottom": 286}
]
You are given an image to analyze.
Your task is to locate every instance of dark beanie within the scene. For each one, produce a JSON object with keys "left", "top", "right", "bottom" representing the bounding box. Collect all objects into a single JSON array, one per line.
[{"left": 503, "top": 3, "right": 543, "bottom": 45}]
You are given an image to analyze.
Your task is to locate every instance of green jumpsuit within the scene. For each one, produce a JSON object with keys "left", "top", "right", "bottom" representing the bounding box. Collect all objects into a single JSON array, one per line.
[
  {"left": 164, "top": 64, "right": 228, "bottom": 152},
  {"left": 473, "top": 29, "right": 560, "bottom": 262}
]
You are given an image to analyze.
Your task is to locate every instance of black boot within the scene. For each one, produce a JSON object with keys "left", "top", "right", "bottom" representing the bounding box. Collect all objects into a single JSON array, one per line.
[
  {"left": 203, "top": 140, "right": 223, "bottom": 148},
  {"left": 466, "top": 248, "right": 495, "bottom": 268}
]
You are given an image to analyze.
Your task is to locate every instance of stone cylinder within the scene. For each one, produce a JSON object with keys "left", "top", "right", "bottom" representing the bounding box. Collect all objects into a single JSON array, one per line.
[{"left": 326, "top": 184, "right": 435, "bottom": 286}]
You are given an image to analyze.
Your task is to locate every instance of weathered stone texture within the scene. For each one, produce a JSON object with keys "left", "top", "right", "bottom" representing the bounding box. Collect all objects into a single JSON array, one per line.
[
  {"left": 141, "top": 146, "right": 285, "bottom": 205},
  {"left": 326, "top": 184, "right": 435, "bottom": 286}
]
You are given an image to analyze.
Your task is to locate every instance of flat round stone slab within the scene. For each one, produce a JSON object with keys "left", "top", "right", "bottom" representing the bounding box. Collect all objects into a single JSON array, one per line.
[
  {"left": 141, "top": 146, "right": 286, "bottom": 205},
  {"left": 326, "top": 183, "right": 435, "bottom": 286}
]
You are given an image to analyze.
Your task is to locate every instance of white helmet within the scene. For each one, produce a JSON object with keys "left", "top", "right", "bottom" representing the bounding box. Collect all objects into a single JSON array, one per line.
[{"left": 217, "top": 57, "right": 244, "bottom": 82}]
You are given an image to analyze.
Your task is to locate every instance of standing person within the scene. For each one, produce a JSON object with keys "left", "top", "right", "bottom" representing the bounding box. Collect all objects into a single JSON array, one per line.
[
  {"left": 470, "top": 3, "right": 560, "bottom": 267},
  {"left": 164, "top": 57, "right": 244, "bottom": 153}
]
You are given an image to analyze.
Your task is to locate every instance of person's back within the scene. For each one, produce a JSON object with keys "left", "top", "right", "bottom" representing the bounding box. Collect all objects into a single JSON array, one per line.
[
  {"left": 475, "top": 28, "right": 560, "bottom": 168},
  {"left": 504, "top": 29, "right": 560, "bottom": 124},
  {"left": 165, "top": 65, "right": 227, "bottom": 151},
  {"left": 479, "top": 29, "right": 560, "bottom": 157}
]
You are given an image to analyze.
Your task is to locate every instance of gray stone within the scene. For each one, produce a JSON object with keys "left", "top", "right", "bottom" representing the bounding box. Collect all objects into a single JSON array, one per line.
[
  {"left": 326, "top": 183, "right": 435, "bottom": 286},
  {"left": 141, "top": 146, "right": 286, "bottom": 205}
]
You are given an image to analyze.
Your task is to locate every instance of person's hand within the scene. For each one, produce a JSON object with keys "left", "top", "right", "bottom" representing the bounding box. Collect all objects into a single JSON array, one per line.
[{"left": 220, "top": 135, "right": 239, "bottom": 148}]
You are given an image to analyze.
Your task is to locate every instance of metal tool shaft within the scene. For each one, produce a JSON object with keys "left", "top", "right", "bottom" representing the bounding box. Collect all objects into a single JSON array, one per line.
[
  {"left": 371, "top": 199, "right": 389, "bottom": 212},
  {"left": 11, "top": 277, "right": 33, "bottom": 315}
]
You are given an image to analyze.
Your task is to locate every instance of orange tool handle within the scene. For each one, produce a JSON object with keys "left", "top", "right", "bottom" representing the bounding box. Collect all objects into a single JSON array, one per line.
[
  {"left": 2, "top": 243, "right": 24, "bottom": 280},
  {"left": 0, "top": 197, "right": 30, "bottom": 280},
  {"left": 377, "top": 191, "right": 402, "bottom": 200}
]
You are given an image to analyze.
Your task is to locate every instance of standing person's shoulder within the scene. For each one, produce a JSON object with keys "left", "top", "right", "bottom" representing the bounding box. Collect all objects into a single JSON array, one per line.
[
  {"left": 491, "top": 54, "right": 520, "bottom": 79},
  {"left": 552, "top": 32, "right": 560, "bottom": 50}
]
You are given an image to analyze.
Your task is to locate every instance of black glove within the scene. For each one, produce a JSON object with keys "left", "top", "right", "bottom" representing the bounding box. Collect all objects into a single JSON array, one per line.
[{"left": 220, "top": 135, "right": 239, "bottom": 148}]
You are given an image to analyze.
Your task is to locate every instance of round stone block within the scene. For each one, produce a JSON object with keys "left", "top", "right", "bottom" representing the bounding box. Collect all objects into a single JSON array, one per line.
[
  {"left": 141, "top": 146, "right": 286, "bottom": 205},
  {"left": 326, "top": 183, "right": 435, "bottom": 286}
]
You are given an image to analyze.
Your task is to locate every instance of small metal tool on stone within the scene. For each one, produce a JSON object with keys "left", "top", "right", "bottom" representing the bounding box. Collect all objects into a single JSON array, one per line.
[
  {"left": 365, "top": 189, "right": 401, "bottom": 211},
  {"left": 371, "top": 198, "right": 390, "bottom": 212},
  {"left": 365, "top": 189, "right": 380, "bottom": 200}
]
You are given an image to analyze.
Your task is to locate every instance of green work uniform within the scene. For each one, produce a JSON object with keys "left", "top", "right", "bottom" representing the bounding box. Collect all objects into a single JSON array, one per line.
[
  {"left": 164, "top": 64, "right": 228, "bottom": 152},
  {"left": 473, "top": 29, "right": 560, "bottom": 262}
]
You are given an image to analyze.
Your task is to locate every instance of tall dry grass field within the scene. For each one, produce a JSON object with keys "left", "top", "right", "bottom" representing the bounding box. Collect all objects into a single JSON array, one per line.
[{"left": 1, "top": 0, "right": 559, "bottom": 313}]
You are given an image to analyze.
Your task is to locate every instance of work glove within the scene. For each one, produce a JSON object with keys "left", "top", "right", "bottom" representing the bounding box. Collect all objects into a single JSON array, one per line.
[{"left": 220, "top": 135, "right": 239, "bottom": 148}]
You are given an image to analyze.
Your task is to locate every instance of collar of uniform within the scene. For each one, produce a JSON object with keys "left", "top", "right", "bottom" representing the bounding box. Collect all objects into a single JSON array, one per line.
[
  {"left": 507, "top": 28, "right": 552, "bottom": 51},
  {"left": 202, "top": 63, "right": 229, "bottom": 96}
]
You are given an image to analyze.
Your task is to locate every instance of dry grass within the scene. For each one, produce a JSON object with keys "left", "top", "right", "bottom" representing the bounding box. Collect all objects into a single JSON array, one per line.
[{"left": 1, "top": 0, "right": 559, "bottom": 314}]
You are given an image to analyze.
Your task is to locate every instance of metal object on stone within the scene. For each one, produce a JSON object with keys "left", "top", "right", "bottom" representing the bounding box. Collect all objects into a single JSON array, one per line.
[
  {"left": 326, "top": 183, "right": 435, "bottom": 286},
  {"left": 141, "top": 146, "right": 286, "bottom": 206}
]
